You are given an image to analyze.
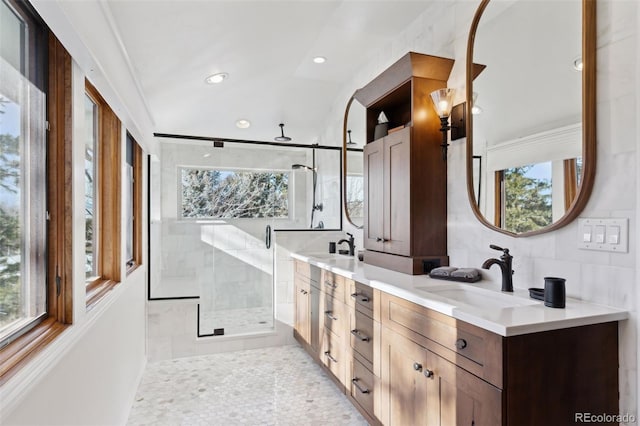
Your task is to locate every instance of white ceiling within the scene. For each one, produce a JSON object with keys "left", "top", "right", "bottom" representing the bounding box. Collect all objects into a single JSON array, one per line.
[{"left": 103, "top": 1, "right": 434, "bottom": 145}]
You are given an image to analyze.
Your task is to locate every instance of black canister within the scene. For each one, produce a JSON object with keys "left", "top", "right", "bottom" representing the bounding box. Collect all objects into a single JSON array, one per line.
[
  {"left": 544, "top": 277, "right": 566, "bottom": 308},
  {"left": 329, "top": 242, "right": 336, "bottom": 254}
]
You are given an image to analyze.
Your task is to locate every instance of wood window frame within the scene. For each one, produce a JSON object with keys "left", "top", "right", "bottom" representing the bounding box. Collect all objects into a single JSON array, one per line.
[
  {"left": 126, "top": 134, "right": 143, "bottom": 275},
  {"left": 84, "top": 81, "right": 121, "bottom": 309},
  {"left": 0, "top": 33, "right": 72, "bottom": 385},
  {"left": 563, "top": 158, "right": 578, "bottom": 211}
]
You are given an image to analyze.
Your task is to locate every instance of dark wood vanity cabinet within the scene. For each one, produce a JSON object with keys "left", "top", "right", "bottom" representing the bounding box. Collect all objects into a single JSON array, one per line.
[
  {"left": 294, "top": 260, "right": 621, "bottom": 426},
  {"left": 379, "top": 292, "right": 619, "bottom": 426},
  {"left": 357, "top": 52, "right": 453, "bottom": 274}
]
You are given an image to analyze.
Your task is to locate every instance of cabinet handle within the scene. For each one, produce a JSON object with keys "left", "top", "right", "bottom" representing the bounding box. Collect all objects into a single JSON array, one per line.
[
  {"left": 350, "top": 292, "right": 370, "bottom": 303},
  {"left": 413, "top": 362, "right": 422, "bottom": 372},
  {"left": 350, "top": 329, "right": 370, "bottom": 342},
  {"left": 325, "top": 281, "right": 338, "bottom": 289},
  {"left": 376, "top": 237, "right": 390, "bottom": 242},
  {"left": 455, "top": 338, "right": 468, "bottom": 350},
  {"left": 324, "top": 310, "right": 338, "bottom": 321},
  {"left": 351, "top": 378, "right": 370, "bottom": 394},
  {"left": 324, "top": 351, "right": 338, "bottom": 363},
  {"left": 424, "top": 369, "right": 434, "bottom": 378}
]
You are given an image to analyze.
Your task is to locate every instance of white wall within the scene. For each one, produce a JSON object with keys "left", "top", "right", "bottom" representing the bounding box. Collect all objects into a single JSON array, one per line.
[
  {"left": 321, "top": 0, "right": 639, "bottom": 418},
  {"left": 0, "top": 1, "right": 154, "bottom": 424}
]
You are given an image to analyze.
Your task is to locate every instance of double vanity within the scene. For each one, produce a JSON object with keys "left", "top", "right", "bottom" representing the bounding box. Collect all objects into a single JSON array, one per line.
[{"left": 291, "top": 252, "right": 627, "bottom": 426}]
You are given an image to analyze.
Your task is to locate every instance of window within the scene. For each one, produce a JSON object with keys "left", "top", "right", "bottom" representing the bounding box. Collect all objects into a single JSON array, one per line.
[
  {"left": 0, "top": 0, "right": 72, "bottom": 380},
  {"left": 496, "top": 163, "right": 552, "bottom": 233},
  {"left": 180, "top": 168, "right": 289, "bottom": 219},
  {"left": 125, "top": 133, "right": 142, "bottom": 272},
  {"left": 84, "top": 81, "right": 121, "bottom": 306},
  {"left": 84, "top": 94, "right": 99, "bottom": 281},
  {"left": 0, "top": 0, "right": 46, "bottom": 347}
]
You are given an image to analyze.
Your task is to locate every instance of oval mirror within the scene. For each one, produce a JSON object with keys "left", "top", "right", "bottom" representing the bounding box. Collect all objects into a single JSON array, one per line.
[
  {"left": 466, "top": 0, "right": 596, "bottom": 236},
  {"left": 343, "top": 95, "right": 366, "bottom": 228}
]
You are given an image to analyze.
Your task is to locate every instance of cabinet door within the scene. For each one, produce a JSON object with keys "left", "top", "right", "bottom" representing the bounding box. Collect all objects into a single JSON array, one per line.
[
  {"left": 294, "top": 280, "right": 310, "bottom": 343},
  {"left": 432, "top": 351, "right": 502, "bottom": 426},
  {"left": 381, "top": 328, "right": 438, "bottom": 426},
  {"left": 383, "top": 128, "right": 411, "bottom": 256},
  {"left": 364, "top": 138, "right": 384, "bottom": 251}
]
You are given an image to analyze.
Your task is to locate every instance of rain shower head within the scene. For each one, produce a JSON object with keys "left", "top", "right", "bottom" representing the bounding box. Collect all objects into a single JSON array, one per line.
[{"left": 275, "top": 123, "right": 292, "bottom": 142}]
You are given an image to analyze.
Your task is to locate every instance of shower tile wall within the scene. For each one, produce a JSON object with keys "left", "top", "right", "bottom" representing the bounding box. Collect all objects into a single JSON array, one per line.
[{"left": 148, "top": 140, "right": 348, "bottom": 360}]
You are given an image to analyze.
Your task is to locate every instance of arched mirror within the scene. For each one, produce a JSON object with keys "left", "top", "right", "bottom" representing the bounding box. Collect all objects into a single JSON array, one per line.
[
  {"left": 466, "top": 0, "right": 596, "bottom": 236},
  {"left": 343, "top": 94, "right": 366, "bottom": 228}
]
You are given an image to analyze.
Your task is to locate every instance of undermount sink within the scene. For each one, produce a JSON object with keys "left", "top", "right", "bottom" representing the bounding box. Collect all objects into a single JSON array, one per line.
[{"left": 415, "top": 285, "right": 538, "bottom": 310}]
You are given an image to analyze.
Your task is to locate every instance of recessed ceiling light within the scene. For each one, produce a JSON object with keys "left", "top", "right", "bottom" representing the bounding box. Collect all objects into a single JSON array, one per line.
[
  {"left": 313, "top": 56, "right": 326, "bottom": 64},
  {"left": 203, "top": 153, "right": 211, "bottom": 158},
  {"left": 236, "top": 119, "right": 251, "bottom": 129},
  {"left": 205, "top": 72, "right": 229, "bottom": 84}
]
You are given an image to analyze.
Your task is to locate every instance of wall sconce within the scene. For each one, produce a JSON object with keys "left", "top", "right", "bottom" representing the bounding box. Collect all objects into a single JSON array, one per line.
[{"left": 430, "top": 88, "right": 454, "bottom": 160}]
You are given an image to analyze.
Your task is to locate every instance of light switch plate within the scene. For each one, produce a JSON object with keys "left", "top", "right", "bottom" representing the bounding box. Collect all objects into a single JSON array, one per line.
[{"left": 578, "top": 218, "right": 628, "bottom": 253}]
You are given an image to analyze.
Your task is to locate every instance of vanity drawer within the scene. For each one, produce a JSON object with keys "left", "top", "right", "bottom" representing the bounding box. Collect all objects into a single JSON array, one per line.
[
  {"left": 350, "top": 309, "right": 374, "bottom": 365},
  {"left": 321, "top": 327, "right": 346, "bottom": 386},
  {"left": 322, "top": 270, "right": 346, "bottom": 302},
  {"left": 294, "top": 259, "right": 310, "bottom": 278},
  {"left": 350, "top": 358, "right": 376, "bottom": 418},
  {"left": 381, "top": 292, "right": 503, "bottom": 388},
  {"left": 322, "top": 293, "right": 347, "bottom": 340},
  {"left": 349, "top": 281, "right": 374, "bottom": 315}
]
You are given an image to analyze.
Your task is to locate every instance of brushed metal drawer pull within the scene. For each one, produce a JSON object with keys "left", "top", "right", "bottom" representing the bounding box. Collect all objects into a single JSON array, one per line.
[
  {"left": 376, "top": 237, "right": 390, "bottom": 242},
  {"left": 424, "top": 368, "right": 434, "bottom": 378},
  {"left": 324, "top": 310, "right": 338, "bottom": 321},
  {"left": 350, "top": 329, "right": 370, "bottom": 342},
  {"left": 413, "top": 362, "right": 422, "bottom": 372},
  {"left": 324, "top": 351, "right": 338, "bottom": 363},
  {"left": 350, "top": 292, "right": 370, "bottom": 303},
  {"left": 455, "top": 338, "right": 468, "bottom": 350},
  {"left": 325, "top": 281, "right": 338, "bottom": 289},
  {"left": 351, "top": 378, "right": 370, "bottom": 394}
]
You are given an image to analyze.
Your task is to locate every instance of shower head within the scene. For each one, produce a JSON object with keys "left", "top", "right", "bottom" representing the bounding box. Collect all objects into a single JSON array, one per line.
[
  {"left": 275, "top": 123, "right": 292, "bottom": 142},
  {"left": 291, "top": 164, "right": 315, "bottom": 172},
  {"left": 346, "top": 129, "right": 356, "bottom": 145}
]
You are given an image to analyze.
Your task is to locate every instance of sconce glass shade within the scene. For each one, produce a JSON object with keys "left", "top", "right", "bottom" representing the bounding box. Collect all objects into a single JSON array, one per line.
[
  {"left": 430, "top": 88, "right": 455, "bottom": 118},
  {"left": 471, "top": 92, "right": 483, "bottom": 115}
]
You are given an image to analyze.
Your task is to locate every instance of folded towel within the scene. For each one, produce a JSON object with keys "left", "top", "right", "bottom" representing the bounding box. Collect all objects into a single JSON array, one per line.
[
  {"left": 430, "top": 266, "right": 458, "bottom": 277},
  {"left": 450, "top": 268, "right": 480, "bottom": 280}
]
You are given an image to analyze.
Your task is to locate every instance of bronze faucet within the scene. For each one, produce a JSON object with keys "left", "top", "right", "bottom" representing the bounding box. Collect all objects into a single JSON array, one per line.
[{"left": 482, "top": 245, "right": 514, "bottom": 292}]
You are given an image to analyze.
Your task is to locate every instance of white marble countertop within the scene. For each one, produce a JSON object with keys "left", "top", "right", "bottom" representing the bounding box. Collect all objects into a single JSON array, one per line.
[{"left": 291, "top": 252, "right": 629, "bottom": 337}]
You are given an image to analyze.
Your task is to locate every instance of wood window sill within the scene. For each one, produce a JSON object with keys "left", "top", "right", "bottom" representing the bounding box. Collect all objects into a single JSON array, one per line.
[
  {"left": 86, "top": 279, "right": 120, "bottom": 311},
  {"left": 0, "top": 318, "right": 69, "bottom": 385}
]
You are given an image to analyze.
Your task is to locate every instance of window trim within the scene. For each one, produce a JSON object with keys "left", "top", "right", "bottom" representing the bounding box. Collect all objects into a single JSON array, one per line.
[
  {"left": 84, "top": 81, "right": 121, "bottom": 309},
  {"left": 126, "top": 133, "right": 143, "bottom": 275},
  {"left": 0, "top": 30, "right": 72, "bottom": 385}
]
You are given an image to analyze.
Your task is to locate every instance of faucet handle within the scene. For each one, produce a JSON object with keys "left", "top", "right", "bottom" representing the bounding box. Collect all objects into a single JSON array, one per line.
[
  {"left": 489, "top": 244, "right": 510, "bottom": 255},
  {"left": 346, "top": 232, "right": 353, "bottom": 238}
]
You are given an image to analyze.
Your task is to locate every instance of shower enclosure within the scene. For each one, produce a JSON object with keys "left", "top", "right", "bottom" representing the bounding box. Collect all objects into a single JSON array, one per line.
[{"left": 149, "top": 138, "right": 341, "bottom": 337}]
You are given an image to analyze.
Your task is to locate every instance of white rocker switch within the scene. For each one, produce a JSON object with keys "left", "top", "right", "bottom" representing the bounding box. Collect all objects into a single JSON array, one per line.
[
  {"left": 608, "top": 225, "right": 620, "bottom": 244},
  {"left": 582, "top": 225, "right": 592, "bottom": 242},
  {"left": 594, "top": 225, "right": 606, "bottom": 244}
]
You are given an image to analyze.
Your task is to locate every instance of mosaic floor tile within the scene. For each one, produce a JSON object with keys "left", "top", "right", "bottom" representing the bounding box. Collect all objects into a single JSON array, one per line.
[{"left": 127, "top": 345, "right": 369, "bottom": 426}]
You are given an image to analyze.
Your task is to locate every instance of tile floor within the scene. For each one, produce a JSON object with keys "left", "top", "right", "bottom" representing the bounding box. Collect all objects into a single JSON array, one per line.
[{"left": 127, "top": 345, "right": 368, "bottom": 426}]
